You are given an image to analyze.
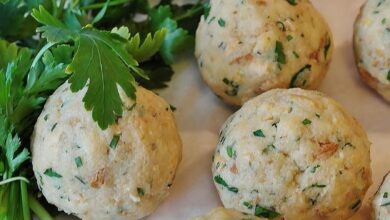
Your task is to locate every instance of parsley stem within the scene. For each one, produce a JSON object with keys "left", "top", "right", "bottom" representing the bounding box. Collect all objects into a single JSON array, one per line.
[
  {"left": 81, "top": 0, "right": 131, "bottom": 10},
  {"left": 31, "top": 42, "right": 56, "bottom": 69},
  {"left": 0, "top": 176, "right": 30, "bottom": 185},
  {"left": 20, "top": 181, "right": 31, "bottom": 220},
  {"left": 50, "top": 0, "right": 57, "bottom": 16},
  {"left": 28, "top": 194, "right": 53, "bottom": 220},
  {"left": 173, "top": 4, "right": 204, "bottom": 21},
  {"left": 8, "top": 182, "right": 18, "bottom": 219}
]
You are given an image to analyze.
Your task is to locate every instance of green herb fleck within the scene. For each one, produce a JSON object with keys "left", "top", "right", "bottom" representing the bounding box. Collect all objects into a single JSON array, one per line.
[
  {"left": 351, "top": 200, "right": 361, "bottom": 210},
  {"left": 255, "top": 205, "right": 280, "bottom": 219},
  {"left": 243, "top": 201, "right": 253, "bottom": 209},
  {"left": 253, "top": 129, "right": 265, "bottom": 138},
  {"left": 276, "top": 21, "right": 286, "bottom": 32},
  {"left": 275, "top": 41, "right": 286, "bottom": 66},
  {"left": 263, "top": 144, "right": 276, "bottom": 154},
  {"left": 324, "top": 34, "right": 331, "bottom": 59},
  {"left": 309, "top": 193, "right": 320, "bottom": 206},
  {"left": 387, "top": 70, "right": 390, "bottom": 81},
  {"left": 292, "top": 51, "right": 299, "bottom": 58},
  {"left": 227, "top": 145, "right": 234, "bottom": 158},
  {"left": 128, "top": 103, "right": 136, "bottom": 111},
  {"left": 214, "top": 175, "right": 238, "bottom": 193},
  {"left": 170, "top": 105, "right": 177, "bottom": 112},
  {"left": 302, "top": 118, "right": 312, "bottom": 125},
  {"left": 44, "top": 114, "right": 49, "bottom": 121},
  {"left": 44, "top": 168, "right": 62, "bottom": 178},
  {"left": 290, "top": 64, "right": 312, "bottom": 88},
  {"left": 109, "top": 135, "right": 120, "bottom": 149},
  {"left": 75, "top": 176, "right": 86, "bottom": 184},
  {"left": 315, "top": 113, "right": 321, "bottom": 118},
  {"left": 342, "top": 143, "right": 355, "bottom": 150},
  {"left": 382, "top": 18, "right": 386, "bottom": 24},
  {"left": 381, "top": 202, "right": 390, "bottom": 207},
  {"left": 384, "top": 192, "right": 389, "bottom": 198},
  {"left": 222, "top": 78, "right": 239, "bottom": 96},
  {"left": 75, "top": 157, "right": 83, "bottom": 168},
  {"left": 208, "top": 16, "right": 216, "bottom": 24},
  {"left": 51, "top": 123, "right": 58, "bottom": 132},
  {"left": 303, "top": 183, "right": 326, "bottom": 192},
  {"left": 287, "top": 35, "right": 293, "bottom": 41},
  {"left": 286, "top": 0, "right": 297, "bottom": 6},
  {"left": 311, "top": 165, "right": 320, "bottom": 173},
  {"left": 218, "top": 18, "right": 226, "bottom": 27},
  {"left": 137, "top": 187, "right": 145, "bottom": 197}
]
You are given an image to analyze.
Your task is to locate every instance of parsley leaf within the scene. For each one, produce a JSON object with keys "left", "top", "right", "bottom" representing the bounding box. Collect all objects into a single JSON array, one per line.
[
  {"left": 126, "top": 28, "right": 167, "bottom": 62},
  {"left": 0, "top": 0, "right": 42, "bottom": 41},
  {"left": 0, "top": 127, "right": 30, "bottom": 177},
  {"left": 136, "top": 55, "right": 174, "bottom": 90},
  {"left": 150, "top": 5, "right": 194, "bottom": 64},
  {"left": 68, "top": 28, "right": 140, "bottom": 129},
  {"left": 32, "top": 6, "right": 167, "bottom": 129}
]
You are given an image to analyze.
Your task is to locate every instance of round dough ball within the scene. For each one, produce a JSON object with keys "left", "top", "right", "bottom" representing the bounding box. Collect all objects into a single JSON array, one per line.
[
  {"left": 195, "top": 0, "right": 333, "bottom": 106},
  {"left": 354, "top": 0, "right": 390, "bottom": 101},
  {"left": 212, "top": 89, "right": 371, "bottom": 220},
  {"left": 193, "top": 207, "right": 267, "bottom": 220},
  {"left": 372, "top": 172, "right": 390, "bottom": 219},
  {"left": 31, "top": 82, "right": 182, "bottom": 220}
]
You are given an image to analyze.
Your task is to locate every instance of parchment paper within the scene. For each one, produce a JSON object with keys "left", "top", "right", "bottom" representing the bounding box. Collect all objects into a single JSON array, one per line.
[{"left": 59, "top": 0, "right": 390, "bottom": 219}]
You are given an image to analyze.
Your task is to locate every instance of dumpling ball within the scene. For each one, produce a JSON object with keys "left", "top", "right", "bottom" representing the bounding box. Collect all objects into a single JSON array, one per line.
[
  {"left": 212, "top": 89, "right": 371, "bottom": 220},
  {"left": 372, "top": 172, "right": 390, "bottom": 220},
  {"left": 31, "top": 82, "right": 182, "bottom": 220},
  {"left": 354, "top": 0, "right": 390, "bottom": 101},
  {"left": 192, "top": 207, "right": 268, "bottom": 220},
  {"left": 195, "top": 0, "right": 333, "bottom": 106}
]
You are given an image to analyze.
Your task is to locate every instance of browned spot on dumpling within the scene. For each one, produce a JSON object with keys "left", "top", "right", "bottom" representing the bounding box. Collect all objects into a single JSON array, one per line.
[
  {"left": 255, "top": 0, "right": 267, "bottom": 6},
  {"left": 90, "top": 168, "right": 106, "bottom": 188},
  {"left": 230, "top": 53, "right": 254, "bottom": 65},
  {"left": 310, "top": 50, "right": 319, "bottom": 61},
  {"left": 315, "top": 142, "right": 339, "bottom": 160},
  {"left": 230, "top": 164, "right": 238, "bottom": 174}
]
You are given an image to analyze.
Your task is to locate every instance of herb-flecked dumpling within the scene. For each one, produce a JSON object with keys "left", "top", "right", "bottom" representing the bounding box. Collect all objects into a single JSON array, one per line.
[
  {"left": 192, "top": 207, "right": 268, "bottom": 220},
  {"left": 212, "top": 89, "right": 371, "bottom": 220},
  {"left": 372, "top": 172, "right": 390, "bottom": 220},
  {"left": 354, "top": 0, "right": 390, "bottom": 101},
  {"left": 195, "top": 0, "right": 333, "bottom": 106},
  {"left": 31, "top": 82, "right": 182, "bottom": 220}
]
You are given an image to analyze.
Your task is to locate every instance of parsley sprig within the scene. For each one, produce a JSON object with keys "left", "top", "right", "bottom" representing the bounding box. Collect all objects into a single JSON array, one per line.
[{"left": 31, "top": 6, "right": 167, "bottom": 129}]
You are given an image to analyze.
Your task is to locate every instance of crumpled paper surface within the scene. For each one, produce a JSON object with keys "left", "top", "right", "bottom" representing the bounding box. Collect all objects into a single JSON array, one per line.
[{"left": 58, "top": 0, "right": 389, "bottom": 219}]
